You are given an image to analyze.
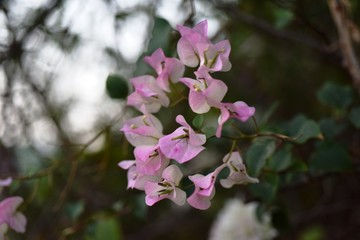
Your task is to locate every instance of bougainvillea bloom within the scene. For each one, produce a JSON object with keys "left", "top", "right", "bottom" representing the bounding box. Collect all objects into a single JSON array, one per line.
[
  {"left": 145, "top": 165, "right": 186, "bottom": 206},
  {"left": 180, "top": 66, "right": 228, "bottom": 113},
  {"left": 220, "top": 152, "right": 259, "bottom": 188},
  {"left": 134, "top": 145, "right": 170, "bottom": 175},
  {"left": 144, "top": 48, "right": 185, "bottom": 92},
  {"left": 177, "top": 20, "right": 210, "bottom": 67},
  {"left": 187, "top": 165, "right": 225, "bottom": 210},
  {"left": 0, "top": 197, "right": 26, "bottom": 233},
  {"left": 197, "top": 40, "right": 232, "bottom": 72},
  {"left": 118, "top": 160, "right": 162, "bottom": 190},
  {"left": 121, "top": 113, "right": 163, "bottom": 147},
  {"left": 127, "top": 75, "right": 169, "bottom": 113},
  {"left": 159, "top": 115, "right": 206, "bottom": 163},
  {"left": 216, "top": 101, "right": 256, "bottom": 137}
]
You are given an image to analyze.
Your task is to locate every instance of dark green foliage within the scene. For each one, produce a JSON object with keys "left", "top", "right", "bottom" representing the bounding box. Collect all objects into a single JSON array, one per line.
[
  {"left": 106, "top": 74, "right": 129, "bottom": 99},
  {"left": 317, "top": 82, "right": 353, "bottom": 110}
]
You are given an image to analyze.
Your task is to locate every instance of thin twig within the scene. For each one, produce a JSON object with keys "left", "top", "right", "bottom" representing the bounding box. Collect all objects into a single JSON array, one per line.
[{"left": 328, "top": 0, "right": 360, "bottom": 95}]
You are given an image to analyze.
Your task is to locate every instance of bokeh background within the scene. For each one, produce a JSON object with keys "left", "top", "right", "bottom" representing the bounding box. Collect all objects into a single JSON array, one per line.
[{"left": 1, "top": 0, "right": 360, "bottom": 239}]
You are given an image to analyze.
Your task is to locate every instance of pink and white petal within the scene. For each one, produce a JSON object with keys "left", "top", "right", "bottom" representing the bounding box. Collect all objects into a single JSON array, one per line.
[
  {"left": 189, "top": 91, "right": 210, "bottom": 114},
  {"left": 144, "top": 181, "right": 169, "bottom": 206},
  {"left": 188, "top": 130, "right": 206, "bottom": 146},
  {"left": 171, "top": 188, "right": 186, "bottom": 206},
  {"left": 205, "top": 80, "right": 228, "bottom": 103},
  {"left": 144, "top": 48, "right": 165, "bottom": 74},
  {"left": 222, "top": 152, "right": 243, "bottom": 164},
  {"left": 187, "top": 192, "right": 212, "bottom": 210},
  {"left": 159, "top": 128, "right": 187, "bottom": 158},
  {"left": 0, "top": 197, "right": 23, "bottom": 217},
  {"left": 0, "top": 177, "right": 12, "bottom": 187},
  {"left": 179, "top": 77, "right": 197, "bottom": 89},
  {"left": 179, "top": 144, "right": 205, "bottom": 163},
  {"left": 118, "top": 160, "right": 136, "bottom": 170},
  {"left": 215, "top": 105, "right": 230, "bottom": 138},
  {"left": 162, "top": 165, "right": 183, "bottom": 184},
  {"left": 177, "top": 38, "right": 199, "bottom": 67},
  {"left": 8, "top": 212, "right": 26, "bottom": 233},
  {"left": 219, "top": 178, "right": 235, "bottom": 189},
  {"left": 232, "top": 101, "right": 256, "bottom": 121},
  {"left": 167, "top": 58, "right": 184, "bottom": 83},
  {"left": 175, "top": 115, "right": 189, "bottom": 128},
  {"left": 192, "top": 19, "right": 208, "bottom": 37},
  {"left": 156, "top": 72, "right": 171, "bottom": 92}
]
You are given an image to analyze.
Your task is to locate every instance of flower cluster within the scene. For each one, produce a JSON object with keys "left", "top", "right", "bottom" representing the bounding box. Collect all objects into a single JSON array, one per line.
[
  {"left": 0, "top": 178, "right": 26, "bottom": 238},
  {"left": 119, "top": 20, "right": 257, "bottom": 210}
]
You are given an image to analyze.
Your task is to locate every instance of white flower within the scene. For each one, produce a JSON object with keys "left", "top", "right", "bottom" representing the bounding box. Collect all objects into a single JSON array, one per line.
[{"left": 209, "top": 198, "right": 277, "bottom": 240}]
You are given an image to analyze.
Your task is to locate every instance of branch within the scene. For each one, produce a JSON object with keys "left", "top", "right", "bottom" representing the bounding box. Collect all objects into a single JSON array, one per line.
[{"left": 328, "top": 0, "right": 360, "bottom": 95}]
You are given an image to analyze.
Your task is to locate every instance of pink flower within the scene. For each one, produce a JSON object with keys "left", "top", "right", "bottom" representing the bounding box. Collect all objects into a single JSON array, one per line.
[
  {"left": 144, "top": 48, "right": 185, "bottom": 92},
  {"left": 220, "top": 152, "right": 259, "bottom": 188},
  {"left": 127, "top": 75, "right": 169, "bottom": 113},
  {"left": 145, "top": 165, "right": 186, "bottom": 206},
  {"left": 121, "top": 113, "right": 163, "bottom": 147},
  {"left": 0, "top": 197, "right": 26, "bottom": 233},
  {"left": 197, "top": 40, "right": 232, "bottom": 72},
  {"left": 187, "top": 165, "right": 225, "bottom": 210},
  {"left": 177, "top": 20, "right": 210, "bottom": 67},
  {"left": 118, "top": 160, "right": 162, "bottom": 190},
  {"left": 134, "top": 145, "right": 170, "bottom": 175},
  {"left": 180, "top": 66, "right": 228, "bottom": 114},
  {"left": 0, "top": 177, "right": 12, "bottom": 194},
  {"left": 216, "top": 101, "right": 256, "bottom": 138},
  {"left": 159, "top": 115, "right": 206, "bottom": 163},
  {"left": 0, "top": 178, "right": 12, "bottom": 187}
]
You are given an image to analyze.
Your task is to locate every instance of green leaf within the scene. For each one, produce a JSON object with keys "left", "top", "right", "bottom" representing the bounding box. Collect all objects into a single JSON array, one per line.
[
  {"left": 273, "top": 8, "right": 294, "bottom": 29},
  {"left": 249, "top": 173, "right": 279, "bottom": 202},
  {"left": 287, "top": 115, "right": 323, "bottom": 143},
  {"left": 267, "top": 144, "right": 293, "bottom": 172},
  {"left": 192, "top": 115, "right": 204, "bottom": 129},
  {"left": 349, "top": 107, "right": 360, "bottom": 129},
  {"left": 317, "top": 82, "right": 353, "bottom": 109},
  {"left": 309, "top": 142, "right": 351, "bottom": 172},
  {"left": 202, "top": 126, "right": 216, "bottom": 138},
  {"left": 246, "top": 139, "right": 276, "bottom": 176},
  {"left": 94, "top": 217, "right": 122, "bottom": 240},
  {"left": 319, "top": 118, "right": 346, "bottom": 139},
  {"left": 65, "top": 201, "right": 85, "bottom": 222},
  {"left": 106, "top": 74, "right": 129, "bottom": 99},
  {"left": 148, "top": 17, "right": 172, "bottom": 54}
]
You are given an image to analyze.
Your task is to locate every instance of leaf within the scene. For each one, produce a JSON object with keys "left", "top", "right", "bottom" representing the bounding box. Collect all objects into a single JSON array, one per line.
[
  {"left": 349, "top": 107, "right": 360, "bottom": 129},
  {"left": 273, "top": 8, "right": 294, "bottom": 29},
  {"left": 287, "top": 115, "right": 323, "bottom": 143},
  {"left": 319, "top": 118, "right": 346, "bottom": 139},
  {"left": 94, "top": 216, "right": 122, "bottom": 240},
  {"left": 65, "top": 201, "right": 85, "bottom": 222},
  {"left": 317, "top": 82, "right": 353, "bottom": 109},
  {"left": 202, "top": 126, "right": 216, "bottom": 138},
  {"left": 249, "top": 173, "right": 279, "bottom": 202},
  {"left": 246, "top": 139, "right": 276, "bottom": 176},
  {"left": 309, "top": 142, "right": 351, "bottom": 172},
  {"left": 148, "top": 17, "right": 173, "bottom": 55},
  {"left": 192, "top": 115, "right": 204, "bottom": 129},
  {"left": 106, "top": 74, "right": 129, "bottom": 99},
  {"left": 267, "top": 144, "right": 293, "bottom": 172}
]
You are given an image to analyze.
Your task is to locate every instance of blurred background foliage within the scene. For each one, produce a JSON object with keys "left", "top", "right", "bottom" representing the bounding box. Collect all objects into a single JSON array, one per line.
[{"left": 0, "top": 0, "right": 360, "bottom": 239}]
